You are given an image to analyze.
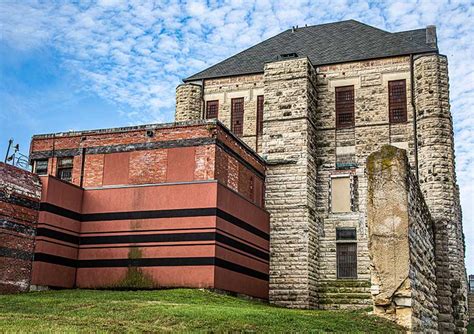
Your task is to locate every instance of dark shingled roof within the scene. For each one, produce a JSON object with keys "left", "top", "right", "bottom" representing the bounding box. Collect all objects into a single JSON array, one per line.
[{"left": 184, "top": 20, "right": 437, "bottom": 82}]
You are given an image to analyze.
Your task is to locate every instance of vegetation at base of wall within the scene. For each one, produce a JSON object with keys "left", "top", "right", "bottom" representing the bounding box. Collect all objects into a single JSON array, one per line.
[
  {"left": 110, "top": 248, "right": 158, "bottom": 290},
  {"left": 0, "top": 289, "right": 404, "bottom": 333}
]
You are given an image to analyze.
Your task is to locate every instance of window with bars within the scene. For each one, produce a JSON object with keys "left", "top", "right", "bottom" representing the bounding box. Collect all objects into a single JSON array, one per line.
[
  {"left": 206, "top": 100, "right": 219, "bottom": 119},
  {"left": 34, "top": 159, "right": 48, "bottom": 175},
  {"left": 57, "top": 157, "right": 73, "bottom": 182},
  {"left": 335, "top": 86, "right": 355, "bottom": 128},
  {"left": 336, "top": 227, "right": 357, "bottom": 279},
  {"left": 389, "top": 80, "right": 407, "bottom": 123},
  {"left": 256, "top": 95, "right": 264, "bottom": 135},
  {"left": 231, "top": 97, "right": 244, "bottom": 136},
  {"left": 337, "top": 243, "right": 357, "bottom": 278}
]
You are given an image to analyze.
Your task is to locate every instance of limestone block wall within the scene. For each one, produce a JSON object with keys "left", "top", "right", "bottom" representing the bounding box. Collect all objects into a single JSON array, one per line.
[
  {"left": 0, "top": 163, "right": 41, "bottom": 293},
  {"left": 414, "top": 54, "right": 468, "bottom": 332},
  {"left": 203, "top": 74, "right": 264, "bottom": 151},
  {"left": 314, "top": 56, "right": 415, "bottom": 308},
  {"left": 175, "top": 83, "right": 203, "bottom": 122},
  {"left": 367, "top": 145, "right": 438, "bottom": 332},
  {"left": 262, "top": 57, "right": 319, "bottom": 308}
]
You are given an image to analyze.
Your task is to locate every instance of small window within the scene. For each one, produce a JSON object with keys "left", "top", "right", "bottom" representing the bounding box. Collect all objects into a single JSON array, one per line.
[
  {"left": 256, "top": 95, "right": 264, "bottom": 135},
  {"left": 389, "top": 80, "right": 407, "bottom": 123},
  {"left": 336, "top": 228, "right": 356, "bottom": 241},
  {"left": 336, "top": 86, "right": 355, "bottom": 128},
  {"left": 206, "top": 100, "right": 219, "bottom": 119},
  {"left": 337, "top": 243, "right": 357, "bottom": 278},
  {"left": 331, "top": 176, "right": 351, "bottom": 213},
  {"left": 34, "top": 159, "right": 48, "bottom": 175},
  {"left": 231, "top": 98, "right": 244, "bottom": 136},
  {"left": 57, "top": 157, "right": 73, "bottom": 182}
]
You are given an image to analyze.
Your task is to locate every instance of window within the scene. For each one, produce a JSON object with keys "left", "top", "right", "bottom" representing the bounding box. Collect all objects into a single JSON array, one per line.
[
  {"left": 57, "top": 157, "right": 73, "bottom": 182},
  {"left": 337, "top": 228, "right": 357, "bottom": 278},
  {"left": 331, "top": 176, "right": 351, "bottom": 213},
  {"left": 337, "top": 243, "right": 357, "bottom": 279},
  {"left": 256, "top": 95, "right": 264, "bottom": 135},
  {"left": 335, "top": 86, "right": 355, "bottom": 128},
  {"left": 206, "top": 100, "right": 219, "bottom": 119},
  {"left": 34, "top": 160, "right": 48, "bottom": 175},
  {"left": 389, "top": 80, "right": 407, "bottom": 123},
  {"left": 231, "top": 98, "right": 244, "bottom": 136}
]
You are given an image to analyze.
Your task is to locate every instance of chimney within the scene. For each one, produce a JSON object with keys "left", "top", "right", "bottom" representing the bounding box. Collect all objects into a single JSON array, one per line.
[{"left": 426, "top": 25, "right": 437, "bottom": 48}]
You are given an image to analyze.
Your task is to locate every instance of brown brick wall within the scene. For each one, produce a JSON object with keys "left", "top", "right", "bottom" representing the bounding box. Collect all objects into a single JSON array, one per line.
[{"left": 0, "top": 162, "right": 41, "bottom": 293}]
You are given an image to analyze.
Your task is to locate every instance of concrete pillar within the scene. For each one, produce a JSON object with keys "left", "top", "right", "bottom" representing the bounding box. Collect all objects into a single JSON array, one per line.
[{"left": 262, "top": 57, "right": 319, "bottom": 308}]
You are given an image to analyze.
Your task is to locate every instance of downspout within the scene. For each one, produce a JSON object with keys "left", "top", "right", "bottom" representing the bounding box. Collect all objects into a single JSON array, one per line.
[
  {"left": 410, "top": 54, "right": 419, "bottom": 180},
  {"left": 201, "top": 79, "right": 205, "bottom": 119}
]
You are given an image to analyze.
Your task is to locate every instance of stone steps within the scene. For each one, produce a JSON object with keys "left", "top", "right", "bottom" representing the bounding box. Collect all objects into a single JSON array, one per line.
[{"left": 316, "top": 280, "right": 372, "bottom": 310}]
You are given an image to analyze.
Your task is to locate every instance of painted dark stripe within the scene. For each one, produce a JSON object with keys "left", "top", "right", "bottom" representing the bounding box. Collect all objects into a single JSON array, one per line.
[
  {"left": 35, "top": 227, "right": 269, "bottom": 261},
  {"left": 0, "top": 190, "right": 40, "bottom": 210},
  {"left": 36, "top": 228, "right": 80, "bottom": 245},
  {"left": 40, "top": 202, "right": 81, "bottom": 221},
  {"left": 0, "top": 219, "right": 36, "bottom": 236},
  {"left": 39, "top": 205, "right": 269, "bottom": 240},
  {"left": 33, "top": 253, "right": 269, "bottom": 281},
  {"left": 0, "top": 247, "right": 33, "bottom": 261}
]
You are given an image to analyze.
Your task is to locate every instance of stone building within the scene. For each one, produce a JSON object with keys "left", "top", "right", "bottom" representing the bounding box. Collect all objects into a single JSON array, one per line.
[
  {"left": 175, "top": 20, "right": 467, "bottom": 331},
  {"left": 0, "top": 19, "right": 467, "bottom": 332}
]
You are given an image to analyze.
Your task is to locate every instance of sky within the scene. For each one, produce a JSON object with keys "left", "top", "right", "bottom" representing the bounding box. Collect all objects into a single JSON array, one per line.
[{"left": 0, "top": 0, "right": 473, "bottom": 270}]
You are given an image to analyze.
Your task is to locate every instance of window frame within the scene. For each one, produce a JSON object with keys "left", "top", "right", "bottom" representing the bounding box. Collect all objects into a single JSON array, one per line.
[
  {"left": 206, "top": 100, "right": 219, "bottom": 119},
  {"left": 335, "top": 85, "right": 355, "bottom": 129},
  {"left": 56, "top": 157, "right": 74, "bottom": 182},
  {"left": 388, "top": 79, "right": 408, "bottom": 124},
  {"left": 336, "top": 242, "right": 358, "bottom": 279},
  {"left": 33, "top": 159, "right": 48, "bottom": 176},
  {"left": 231, "top": 97, "right": 245, "bottom": 136},
  {"left": 256, "top": 95, "right": 264, "bottom": 136}
]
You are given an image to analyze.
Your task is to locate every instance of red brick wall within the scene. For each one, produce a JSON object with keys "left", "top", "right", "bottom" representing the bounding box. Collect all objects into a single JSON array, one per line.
[
  {"left": 0, "top": 162, "right": 41, "bottom": 293},
  {"left": 30, "top": 121, "right": 265, "bottom": 207}
]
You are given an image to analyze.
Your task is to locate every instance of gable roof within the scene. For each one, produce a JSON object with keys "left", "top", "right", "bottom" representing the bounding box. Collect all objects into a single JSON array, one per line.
[{"left": 184, "top": 20, "right": 437, "bottom": 82}]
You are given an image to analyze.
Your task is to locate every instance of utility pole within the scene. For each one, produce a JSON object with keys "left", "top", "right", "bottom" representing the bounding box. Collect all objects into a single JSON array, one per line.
[{"left": 4, "top": 138, "right": 13, "bottom": 163}]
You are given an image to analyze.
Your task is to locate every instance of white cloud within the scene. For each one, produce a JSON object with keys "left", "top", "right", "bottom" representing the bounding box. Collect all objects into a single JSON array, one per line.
[{"left": 1, "top": 0, "right": 473, "bottom": 270}]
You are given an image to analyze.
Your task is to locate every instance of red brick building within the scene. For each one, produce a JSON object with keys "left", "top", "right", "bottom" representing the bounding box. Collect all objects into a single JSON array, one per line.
[{"left": 21, "top": 119, "right": 269, "bottom": 298}]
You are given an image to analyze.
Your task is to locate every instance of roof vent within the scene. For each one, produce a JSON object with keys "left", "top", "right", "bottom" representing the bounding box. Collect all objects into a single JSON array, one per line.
[
  {"left": 278, "top": 52, "right": 298, "bottom": 60},
  {"left": 426, "top": 25, "right": 437, "bottom": 48}
]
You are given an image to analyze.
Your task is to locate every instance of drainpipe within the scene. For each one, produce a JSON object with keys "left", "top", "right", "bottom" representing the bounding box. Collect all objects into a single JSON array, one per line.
[{"left": 410, "top": 54, "right": 419, "bottom": 180}]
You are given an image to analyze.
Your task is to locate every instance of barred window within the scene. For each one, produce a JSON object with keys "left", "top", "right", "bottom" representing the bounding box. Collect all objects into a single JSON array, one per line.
[
  {"left": 336, "top": 86, "right": 355, "bottom": 128},
  {"left": 57, "top": 157, "right": 73, "bottom": 182},
  {"left": 231, "top": 97, "right": 244, "bottom": 136},
  {"left": 206, "top": 100, "right": 219, "bottom": 119},
  {"left": 337, "top": 243, "right": 357, "bottom": 278},
  {"left": 389, "top": 80, "right": 407, "bottom": 123},
  {"left": 34, "top": 159, "right": 48, "bottom": 175},
  {"left": 256, "top": 95, "right": 264, "bottom": 135}
]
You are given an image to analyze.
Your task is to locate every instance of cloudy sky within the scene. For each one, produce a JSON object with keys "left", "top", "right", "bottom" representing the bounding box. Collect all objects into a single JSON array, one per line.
[{"left": 0, "top": 1, "right": 473, "bottom": 269}]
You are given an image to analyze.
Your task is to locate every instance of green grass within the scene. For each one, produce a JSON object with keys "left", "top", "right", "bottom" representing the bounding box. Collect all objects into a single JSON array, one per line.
[{"left": 0, "top": 289, "right": 404, "bottom": 333}]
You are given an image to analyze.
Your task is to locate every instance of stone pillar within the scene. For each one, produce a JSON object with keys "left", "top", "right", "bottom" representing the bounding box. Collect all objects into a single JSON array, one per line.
[
  {"left": 414, "top": 54, "right": 468, "bottom": 332},
  {"left": 262, "top": 57, "right": 319, "bottom": 308},
  {"left": 367, "top": 145, "right": 438, "bottom": 331},
  {"left": 175, "top": 83, "right": 203, "bottom": 122}
]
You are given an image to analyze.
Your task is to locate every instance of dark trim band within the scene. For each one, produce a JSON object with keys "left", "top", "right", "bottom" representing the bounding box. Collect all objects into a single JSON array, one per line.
[
  {"left": 0, "top": 246, "right": 33, "bottom": 261},
  {"left": 39, "top": 204, "right": 269, "bottom": 240},
  {"left": 33, "top": 253, "right": 269, "bottom": 281},
  {"left": 35, "top": 227, "right": 269, "bottom": 261},
  {"left": 0, "top": 190, "right": 40, "bottom": 210}
]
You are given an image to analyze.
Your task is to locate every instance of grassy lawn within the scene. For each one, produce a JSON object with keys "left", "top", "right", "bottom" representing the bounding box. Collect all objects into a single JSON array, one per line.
[{"left": 0, "top": 289, "right": 404, "bottom": 333}]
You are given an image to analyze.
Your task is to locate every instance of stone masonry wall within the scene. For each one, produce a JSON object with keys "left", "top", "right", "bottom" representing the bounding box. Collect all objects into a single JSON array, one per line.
[
  {"left": 175, "top": 83, "right": 203, "bottom": 122},
  {"left": 367, "top": 145, "right": 438, "bottom": 332},
  {"left": 262, "top": 57, "right": 319, "bottom": 308},
  {"left": 314, "top": 56, "right": 414, "bottom": 309},
  {"left": 0, "top": 162, "right": 41, "bottom": 293},
  {"left": 203, "top": 74, "right": 264, "bottom": 151},
  {"left": 414, "top": 54, "right": 468, "bottom": 332}
]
